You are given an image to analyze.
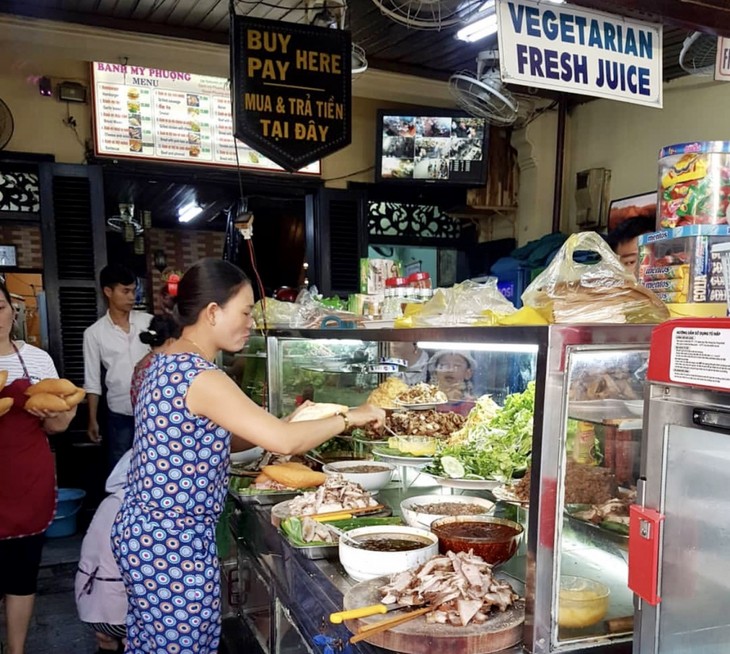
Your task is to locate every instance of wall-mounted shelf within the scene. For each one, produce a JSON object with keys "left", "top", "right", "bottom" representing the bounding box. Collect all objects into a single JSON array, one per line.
[{"left": 446, "top": 205, "right": 518, "bottom": 242}]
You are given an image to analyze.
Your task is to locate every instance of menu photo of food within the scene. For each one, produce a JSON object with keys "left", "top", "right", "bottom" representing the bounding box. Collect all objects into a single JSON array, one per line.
[
  {"left": 126, "top": 87, "right": 144, "bottom": 153},
  {"left": 186, "top": 94, "right": 200, "bottom": 107}
]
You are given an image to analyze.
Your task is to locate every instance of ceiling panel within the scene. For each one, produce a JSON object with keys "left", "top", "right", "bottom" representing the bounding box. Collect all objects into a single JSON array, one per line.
[{"left": 0, "top": 0, "right": 719, "bottom": 89}]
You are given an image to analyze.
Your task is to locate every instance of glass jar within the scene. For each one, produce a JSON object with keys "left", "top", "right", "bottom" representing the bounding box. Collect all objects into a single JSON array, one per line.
[{"left": 407, "top": 272, "right": 433, "bottom": 301}]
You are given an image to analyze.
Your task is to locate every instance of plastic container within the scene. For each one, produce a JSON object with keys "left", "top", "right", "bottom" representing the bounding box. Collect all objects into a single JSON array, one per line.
[
  {"left": 658, "top": 142, "right": 730, "bottom": 230},
  {"left": 712, "top": 242, "right": 730, "bottom": 315},
  {"left": 558, "top": 576, "right": 610, "bottom": 628},
  {"left": 46, "top": 488, "right": 86, "bottom": 538},
  {"left": 638, "top": 225, "right": 730, "bottom": 304},
  {"left": 407, "top": 272, "right": 433, "bottom": 301}
]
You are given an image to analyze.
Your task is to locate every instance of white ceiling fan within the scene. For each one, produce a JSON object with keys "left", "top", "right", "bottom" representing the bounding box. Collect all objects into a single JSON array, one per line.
[
  {"left": 449, "top": 51, "right": 521, "bottom": 126},
  {"left": 370, "top": 0, "right": 484, "bottom": 30}
]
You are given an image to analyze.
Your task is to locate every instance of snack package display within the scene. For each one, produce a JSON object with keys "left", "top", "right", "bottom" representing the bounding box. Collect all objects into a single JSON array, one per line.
[
  {"left": 359, "top": 258, "right": 400, "bottom": 294},
  {"left": 658, "top": 142, "right": 730, "bottom": 230},
  {"left": 639, "top": 226, "right": 730, "bottom": 304},
  {"left": 522, "top": 232, "right": 670, "bottom": 324}
]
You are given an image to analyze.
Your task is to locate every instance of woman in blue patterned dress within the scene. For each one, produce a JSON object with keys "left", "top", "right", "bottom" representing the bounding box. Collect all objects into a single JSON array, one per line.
[{"left": 112, "top": 259, "right": 385, "bottom": 653}]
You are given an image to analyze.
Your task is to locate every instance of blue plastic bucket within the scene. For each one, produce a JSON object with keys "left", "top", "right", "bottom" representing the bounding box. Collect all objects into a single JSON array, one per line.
[{"left": 46, "top": 488, "right": 86, "bottom": 538}]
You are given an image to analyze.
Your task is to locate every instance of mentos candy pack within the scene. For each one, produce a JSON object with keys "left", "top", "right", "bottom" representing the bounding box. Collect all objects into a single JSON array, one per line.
[{"left": 639, "top": 225, "right": 730, "bottom": 304}]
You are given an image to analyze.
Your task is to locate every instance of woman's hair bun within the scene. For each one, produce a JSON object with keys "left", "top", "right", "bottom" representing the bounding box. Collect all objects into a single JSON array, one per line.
[{"left": 139, "top": 314, "right": 180, "bottom": 348}]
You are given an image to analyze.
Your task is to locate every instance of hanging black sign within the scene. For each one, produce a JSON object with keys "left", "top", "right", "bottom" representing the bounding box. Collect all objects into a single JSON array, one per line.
[{"left": 231, "top": 15, "right": 352, "bottom": 173}]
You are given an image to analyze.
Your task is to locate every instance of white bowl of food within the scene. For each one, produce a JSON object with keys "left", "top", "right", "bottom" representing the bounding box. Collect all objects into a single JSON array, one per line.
[
  {"left": 339, "top": 525, "right": 438, "bottom": 582},
  {"left": 322, "top": 460, "right": 395, "bottom": 491},
  {"left": 400, "top": 495, "right": 495, "bottom": 529}
]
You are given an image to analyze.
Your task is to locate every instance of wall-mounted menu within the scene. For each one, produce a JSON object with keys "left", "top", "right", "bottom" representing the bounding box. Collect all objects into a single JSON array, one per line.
[{"left": 91, "top": 62, "right": 320, "bottom": 174}]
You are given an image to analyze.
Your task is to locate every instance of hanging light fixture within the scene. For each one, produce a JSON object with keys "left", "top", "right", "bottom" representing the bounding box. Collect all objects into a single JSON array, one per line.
[
  {"left": 142, "top": 210, "right": 152, "bottom": 230},
  {"left": 133, "top": 234, "right": 145, "bottom": 255},
  {"left": 122, "top": 221, "right": 135, "bottom": 242},
  {"left": 153, "top": 249, "right": 167, "bottom": 273}
]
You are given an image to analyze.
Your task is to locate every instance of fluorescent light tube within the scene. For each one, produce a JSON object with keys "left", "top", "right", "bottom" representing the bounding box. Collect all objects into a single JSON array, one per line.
[
  {"left": 416, "top": 341, "right": 538, "bottom": 354},
  {"left": 178, "top": 201, "right": 203, "bottom": 223},
  {"left": 456, "top": 13, "right": 498, "bottom": 42}
]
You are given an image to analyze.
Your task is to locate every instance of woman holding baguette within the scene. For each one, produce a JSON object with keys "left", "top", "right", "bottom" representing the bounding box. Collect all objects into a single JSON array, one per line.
[
  {"left": 0, "top": 281, "right": 78, "bottom": 654},
  {"left": 112, "top": 259, "right": 385, "bottom": 654}
]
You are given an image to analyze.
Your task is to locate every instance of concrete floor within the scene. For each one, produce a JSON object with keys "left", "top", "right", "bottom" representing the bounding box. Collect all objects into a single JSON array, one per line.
[
  {"left": 1, "top": 532, "right": 246, "bottom": 653},
  {"left": 0, "top": 534, "right": 97, "bottom": 653}
]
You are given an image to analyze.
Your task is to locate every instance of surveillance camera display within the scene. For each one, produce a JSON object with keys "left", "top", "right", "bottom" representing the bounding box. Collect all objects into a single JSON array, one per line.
[{"left": 377, "top": 112, "right": 487, "bottom": 184}]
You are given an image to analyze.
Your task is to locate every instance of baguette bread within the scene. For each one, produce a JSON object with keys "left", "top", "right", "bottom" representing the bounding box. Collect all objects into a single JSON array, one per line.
[
  {"left": 25, "top": 393, "right": 70, "bottom": 413},
  {"left": 63, "top": 388, "right": 86, "bottom": 408},
  {"left": 0, "top": 397, "right": 13, "bottom": 417},
  {"left": 26, "top": 378, "right": 78, "bottom": 397},
  {"left": 261, "top": 465, "right": 326, "bottom": 489},
  {"left": 289, "top": 403, "right": 348, "bottom": 423},
  {"left": 0, "top": 369, "right": 7, "bottom": 390}
]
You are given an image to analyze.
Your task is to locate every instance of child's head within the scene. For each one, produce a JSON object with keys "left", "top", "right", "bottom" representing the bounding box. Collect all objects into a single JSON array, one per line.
[{"left": 429, "top": 351, "right": 475, "bottom": 398}]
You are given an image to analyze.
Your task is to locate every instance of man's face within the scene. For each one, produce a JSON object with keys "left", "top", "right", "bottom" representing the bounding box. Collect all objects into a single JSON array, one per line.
[
  {"left": 104, "top": 282, "right": 136, "bottom": 312},
  {"left": 616, "top": 237, "right": 640, "bottom": 278}
]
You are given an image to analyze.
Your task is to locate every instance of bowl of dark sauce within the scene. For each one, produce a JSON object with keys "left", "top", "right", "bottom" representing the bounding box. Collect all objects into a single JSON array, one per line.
[{"left": 431, "top": 515, "right": 523, "bottom": 566}]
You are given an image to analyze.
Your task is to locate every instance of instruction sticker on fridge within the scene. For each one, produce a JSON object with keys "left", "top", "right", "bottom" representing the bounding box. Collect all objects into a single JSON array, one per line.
[{"left": 669, "top": 327, "right": 730, "bottom": 389}]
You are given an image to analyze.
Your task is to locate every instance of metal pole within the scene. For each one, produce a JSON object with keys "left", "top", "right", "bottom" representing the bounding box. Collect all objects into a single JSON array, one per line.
[{"left": 551, "top": 95, "right": 568, "bottom": 233}]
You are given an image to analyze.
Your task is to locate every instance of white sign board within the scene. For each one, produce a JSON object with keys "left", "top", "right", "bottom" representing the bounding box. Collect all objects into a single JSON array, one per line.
[
  {"left": 91, "top": 62, "right": 320, "bottom": 174},
  {"left": 715, "top": 37, "right": 730, "bottom": 81},
  {"left": 670, "top": 327, "right": 730, "bottom": 390},
  {"left": 497, "top": 0, "right": 663, "bottom": 108}
]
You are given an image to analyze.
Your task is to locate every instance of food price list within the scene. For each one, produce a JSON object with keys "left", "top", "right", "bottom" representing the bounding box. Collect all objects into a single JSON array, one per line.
[{"left": 92, "top": 62, "right": 319, "bottom": 174}]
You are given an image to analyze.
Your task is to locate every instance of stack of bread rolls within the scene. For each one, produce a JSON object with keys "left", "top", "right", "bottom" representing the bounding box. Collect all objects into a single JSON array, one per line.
[
  {"left": 0, "top": 369, "right": 11, "bottom": 417},
  {"left": 24, "top": 378, "right": 86, "bottom": 413}
]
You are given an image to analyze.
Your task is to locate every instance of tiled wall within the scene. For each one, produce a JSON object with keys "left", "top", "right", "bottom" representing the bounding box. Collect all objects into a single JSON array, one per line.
[
  {"left": 0, "top": 223, "right": 43, "bottom": 269},
  {"left": 145, "top": 228, "right": 226, "bottom": 314}
]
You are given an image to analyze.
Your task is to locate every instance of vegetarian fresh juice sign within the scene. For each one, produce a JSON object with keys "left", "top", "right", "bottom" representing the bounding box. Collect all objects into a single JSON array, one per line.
[
  {"left": 497, "top": 0, "right": 662, "bottom": 108},
  {"left": 231, "top": 16, "right": 352, "bottom": 172}
]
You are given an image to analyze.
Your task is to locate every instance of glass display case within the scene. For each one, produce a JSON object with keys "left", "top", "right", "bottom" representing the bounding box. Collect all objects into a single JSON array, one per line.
[{"left": 228, "top": 325, "right": 653, "bottom": 654}]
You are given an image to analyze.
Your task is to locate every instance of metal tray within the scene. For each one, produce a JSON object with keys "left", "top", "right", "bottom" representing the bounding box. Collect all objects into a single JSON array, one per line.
[
  {"left": 287, "top": 541, "right": 338, "bottom": 560},
  {"left": 234, "top": 489, "right": 304, "bottom": 505}
]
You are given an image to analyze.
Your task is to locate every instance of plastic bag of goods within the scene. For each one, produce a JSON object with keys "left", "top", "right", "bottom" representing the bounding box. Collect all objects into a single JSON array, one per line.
[
  {"left": 522, "top": 232, "right": 670, "bottom": 324},
  {"left": 406, "top": 278, "right": 516, "bottom": 327}
]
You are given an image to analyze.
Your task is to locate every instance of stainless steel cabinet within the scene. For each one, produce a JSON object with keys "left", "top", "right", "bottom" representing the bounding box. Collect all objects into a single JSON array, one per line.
[{"left": 248, "top": 325, "right": 655, "bottom": 653}]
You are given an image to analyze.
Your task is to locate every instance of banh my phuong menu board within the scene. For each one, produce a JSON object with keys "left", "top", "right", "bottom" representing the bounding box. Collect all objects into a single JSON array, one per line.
[{"left": 91, "top": 62, "right": 320, "bottom": 174}]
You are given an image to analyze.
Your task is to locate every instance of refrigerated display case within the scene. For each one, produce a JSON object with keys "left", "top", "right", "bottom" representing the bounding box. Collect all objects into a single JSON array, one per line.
[
  {"left": 227, "top": 325, "right": 654, "bottom": 654},
  {"left": 631, "top": 318, "right": 730, "bottom": 654}
]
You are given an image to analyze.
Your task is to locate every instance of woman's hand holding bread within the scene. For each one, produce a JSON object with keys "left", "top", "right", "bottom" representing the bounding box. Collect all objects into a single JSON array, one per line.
[{"left": 23, "top": 378, "right": 86, "bottom": 418}]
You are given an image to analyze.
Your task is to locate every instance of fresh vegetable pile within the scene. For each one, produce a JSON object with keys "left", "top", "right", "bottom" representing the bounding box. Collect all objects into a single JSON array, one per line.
[{"left": 426, "top": 382, "right": 535, "bottom": 482}]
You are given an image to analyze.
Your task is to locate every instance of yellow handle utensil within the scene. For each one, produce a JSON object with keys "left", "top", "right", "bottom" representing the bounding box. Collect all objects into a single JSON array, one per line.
[
  {"left": 311, "top": 512, "right": 353, "bottom": 522},
  {"left": 350, "top": 606, "right": 432, "bottom": 644},
  {"left": 329, "top": 604, "right": 390, "bottom": 624}
]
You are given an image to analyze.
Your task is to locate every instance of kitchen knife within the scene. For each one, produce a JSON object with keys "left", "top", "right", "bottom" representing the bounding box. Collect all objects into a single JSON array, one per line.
[{"left": 329, "top": 603, "right": 409, "bottom": 624}]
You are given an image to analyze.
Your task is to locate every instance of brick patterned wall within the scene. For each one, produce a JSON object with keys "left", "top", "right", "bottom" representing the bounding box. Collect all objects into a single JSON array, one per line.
[
  {"left": 145, "top": 228, "right": 226, "bottom": 314},
  {"left": 0, "top": 223, "right": 43, "bottom": 269}
]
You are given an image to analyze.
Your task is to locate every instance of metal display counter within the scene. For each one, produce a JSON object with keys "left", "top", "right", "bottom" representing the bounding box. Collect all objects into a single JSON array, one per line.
[
  {"left": 225, "top": 484, "right": 526, "bottom": 654},
  {"left": 223, "top": 325, "right": 655, "bottom": 654}
]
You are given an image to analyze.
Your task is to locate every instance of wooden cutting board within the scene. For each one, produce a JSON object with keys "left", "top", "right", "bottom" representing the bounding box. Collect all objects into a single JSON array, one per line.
[{"left": 343, "top": 576, "right": 524, "bottom": 654}]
